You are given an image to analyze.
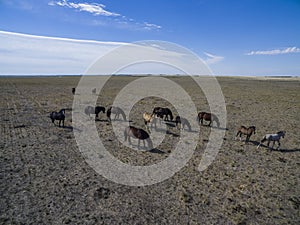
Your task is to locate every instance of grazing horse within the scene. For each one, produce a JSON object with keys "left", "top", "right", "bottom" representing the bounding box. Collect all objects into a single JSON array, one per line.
[
  {"left": 50, "top": 109, "right": 65, "bottom": 127},
  {"left": 143, "top": 112, "right": 157, "bottom": 130},
  {"left": 197, "top": 112, "right": 220, "bottom": 127},
  {"left": 175, "top": 116, "right": 191, "bottom": 131},
  {"left": 72, "top": 88, "right": 76, "bottom": 95},
  {"left": 152, "top": 107, "right": 173, "bottom": 121},
  {"left": 124, "top": 126, "right": 153, "bottom": 150},
  {"left": 106, "top": 106, "right": 126, "bottom": 121},
  {"left": 84, "top": 106, "right": 105, "bottom": 119},
  {"left": 235, "top": 126, "right": 256, "bottom": 142},
  {"left": 257, "top": 131, "right": 286, "bottom": 150}
]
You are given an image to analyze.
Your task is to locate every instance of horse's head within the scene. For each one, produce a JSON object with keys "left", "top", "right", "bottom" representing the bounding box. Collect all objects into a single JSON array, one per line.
[
  {"left": 278, "top": 131, "right": 285, "bottom": 138},
  {"left": 251, "top": 126, "right": 256, "bottom": 134},
  {"left": 59, "top": 109, "right": 65, "bottom": 115}
]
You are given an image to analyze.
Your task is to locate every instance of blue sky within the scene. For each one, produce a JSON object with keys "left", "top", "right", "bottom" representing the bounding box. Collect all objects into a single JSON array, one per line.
[{"left": 0, "top": 0, "right": 300, "bottom": 75}]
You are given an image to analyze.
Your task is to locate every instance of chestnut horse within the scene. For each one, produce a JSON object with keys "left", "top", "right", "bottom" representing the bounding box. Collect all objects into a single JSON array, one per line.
[
  {"left": 124, "top": 126, "right": 153, "bottom": 150},
  {"left": 235, "top": 126, "right": 256, "bottom": 142},
  {"left": 197, "top": 112, "right": 220, "bottom": 127},
  {"left": 143, "top": 112, "right": 157, "bottom": 130}
]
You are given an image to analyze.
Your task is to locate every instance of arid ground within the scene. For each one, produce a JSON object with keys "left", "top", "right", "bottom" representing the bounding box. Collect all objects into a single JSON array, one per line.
[{"left": 0, "top": 76, "right": 299, "bottom": 224}]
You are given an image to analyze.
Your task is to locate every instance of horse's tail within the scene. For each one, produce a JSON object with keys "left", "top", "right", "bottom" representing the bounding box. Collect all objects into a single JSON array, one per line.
[
  {"left": 169, "top": 111, "right": 173, "bottom": 121},
  {"left": 186, "top": 120, "right": 192, "bottom": 131},
  {"left": 146, "top": 138, "right": 153, "bottom": 150},
  {"left": 106, "top": 107, "right": 112, "bottom": 121},
  {"left": 214, "top": 115, "right": 220, "bottom": 128},
  {"left": 124, "top": 128, "right": 128, "bottom": 141},
  {"left": 120, "top": 108, "right": 126, "bottom": 121},
  {"left": 257, "top": 136, "right": 267, "bottom": 149}
]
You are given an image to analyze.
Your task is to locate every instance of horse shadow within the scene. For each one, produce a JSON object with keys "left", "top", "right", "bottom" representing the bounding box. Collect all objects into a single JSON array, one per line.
[
  {"left": 276, "top": 148, "right": 300, "bottom": 153},
  {"left": 149, "top": 148, "right": 165, "bottom": 154}
]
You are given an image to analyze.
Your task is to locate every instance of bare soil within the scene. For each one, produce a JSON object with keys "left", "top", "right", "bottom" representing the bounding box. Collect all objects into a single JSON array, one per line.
[{"left": 0, "top": 76, "right": 299, "bottom": 225}]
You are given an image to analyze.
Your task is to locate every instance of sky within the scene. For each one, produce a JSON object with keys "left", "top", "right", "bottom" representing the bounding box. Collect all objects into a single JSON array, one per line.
[{"left": 0, "top": 0, "right": 300, "bottom": 76}]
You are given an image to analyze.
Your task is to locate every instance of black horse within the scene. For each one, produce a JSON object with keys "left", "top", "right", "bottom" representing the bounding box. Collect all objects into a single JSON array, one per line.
[
  {"left": 152, "top": 107, "right": 173, "bottom": 121},
  {"left": 106, "top": 106, "right": 126, "bottom": 121},
  {"left": 72, "top": 88, "right": 76, "bottom": 95},
  {"left": 175, "top": 116, "right": 191, "bottom": 131},
  {"left": 84, "top": 106, "right": 106, "bottom": 119},
  {"left": 50, "top": 109, "right": 65, "bottom": 127}
]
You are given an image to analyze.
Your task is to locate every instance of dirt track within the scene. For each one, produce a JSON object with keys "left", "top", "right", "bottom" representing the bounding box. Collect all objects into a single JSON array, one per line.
[{"left": 0, "top": 76, "right": 299, "bottom": 224}]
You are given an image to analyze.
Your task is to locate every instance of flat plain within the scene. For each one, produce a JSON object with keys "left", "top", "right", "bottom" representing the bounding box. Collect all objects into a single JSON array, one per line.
[{"left": 0, "top": 76, "right": 299, "bottom": 224}]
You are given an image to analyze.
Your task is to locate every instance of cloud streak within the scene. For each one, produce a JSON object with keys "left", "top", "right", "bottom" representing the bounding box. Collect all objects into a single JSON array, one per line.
[
  {"left": 245, "top": 47, "right": 300, "bottom": 55},
  {"left": 48, "top": 0, "right": 161, "bottom": 31},
  {"left": 204, "top": 52, "right": 224, "bottom": 65},
  {"left": 48, "top": 0, "right": 119, "bottom": 16}
]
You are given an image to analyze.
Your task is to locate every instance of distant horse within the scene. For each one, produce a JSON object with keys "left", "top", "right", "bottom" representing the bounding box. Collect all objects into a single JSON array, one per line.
[
  {"left": 50, "top": 109, "right": 65, "bottom": 127},
  {"left": 72, "top": 88, "right": 76, "bottom": 95},
  {"left": 124, "top": 126, "right": 153, "bottom": 150},
  {"left": 197, "top": 112, "right": 220, "bottom": 127},
  {"left": 235, "top": 126, "right": 256, "bottom": 142},
  {"left": 257, "top": 131, "right": 286, "bottom": 150},
  {"left": 92, "top": 88, "right": 96, "bottom": 94},
  {"left": 143, "top": 112, "right": 157, "bottom": 130},
  {"left": 84, "top": 106, "right": 105, "bottom": 119},
  {"left": 175, "top": 116, "right": 191, "bottom": 131},
  {"left": 153, "top": 107, "right": 173, "bottom": 121},
  {"left": 106, "top": 106, "right": 126, "bottom": 121}
]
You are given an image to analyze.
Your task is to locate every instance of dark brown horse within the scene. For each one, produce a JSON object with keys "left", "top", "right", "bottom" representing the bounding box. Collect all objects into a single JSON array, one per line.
[
  {"left": 152, "top": 107, "right": 173, "bottom": 121},
  {"left": 197, "top": 112, "right": 220, "bottom": 127},
  {"left": 175, "top": 116, "right": 191, "bottom": 131},
  {"left": 50, "top": 109, "right": 65, "bottom": 127},
  {"left": 106, "top": 106, "right": 126, "bottom": 121},
  {"left": 84, "top": 106, "right": 105, "bottom": 119},
  {"left": 124, "top": 126, "right": 153, "bottom": 150},
  {"left": 72, "top": 87, "right": 76, "bottom": 95},
  {"left": 235, "top": 126, "right": 256, "bottom": 142}
]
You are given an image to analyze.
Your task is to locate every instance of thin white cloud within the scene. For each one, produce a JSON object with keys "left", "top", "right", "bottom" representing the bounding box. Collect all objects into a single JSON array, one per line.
[
  {"left": 49, "top": 0, "right": 120, "bottom": 16},
  {"left": 48, "top": 0, "right": 161, "bottom": 31},
  {"left": 246, "top": 47, "right": 300, "bottom": 55},
  {"left": 204, "top": 52, "right": 224, "bottom": 65},
  {"left": 143, "top": 22, "right": 162, "bottom": 30}
]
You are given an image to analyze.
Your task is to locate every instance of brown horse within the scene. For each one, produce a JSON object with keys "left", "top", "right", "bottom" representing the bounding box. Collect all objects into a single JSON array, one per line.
[
  {"left": 152, "top": 107, "right": 173, "bottom": 121},
  {"left": 124, "top": 126, "right": 153, "bottom": 150},
  {"left": 235, "top": 126, "right": 256, "bottom": 142},
  {"left": 72, "top": 87, "right": 76, "bottom": 95},
  {"left": 197, "top": 112, "right": 220, "bottom": 127},
  {"left": 175, "top": 116, "right": 191, "bottom": 131}
]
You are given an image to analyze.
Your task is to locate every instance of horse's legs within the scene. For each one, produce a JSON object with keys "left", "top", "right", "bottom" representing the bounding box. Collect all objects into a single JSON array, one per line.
[
  {"left": 277, "top": 140, "right": 281, "bottom": 150},
  {"left": 62, "top": 119, "right": 65, "bottom": 127},
  {"left": 138, "top": 139, "right": 140, "bottom": 149}
]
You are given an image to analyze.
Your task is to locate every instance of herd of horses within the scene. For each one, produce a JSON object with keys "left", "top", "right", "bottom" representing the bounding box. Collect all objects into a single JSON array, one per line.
[{"left": 49, "top": 87, "right": 286, "bottom": 151}]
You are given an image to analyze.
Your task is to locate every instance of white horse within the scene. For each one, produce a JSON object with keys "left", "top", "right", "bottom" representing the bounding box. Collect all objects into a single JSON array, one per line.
[{"left": 257, "top": 131, "right": 286, "bottom": 150}]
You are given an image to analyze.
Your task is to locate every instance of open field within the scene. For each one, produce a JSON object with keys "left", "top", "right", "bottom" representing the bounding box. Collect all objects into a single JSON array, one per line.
[{"left": 0, "top": 76, "right": 299, "bottom": 224}]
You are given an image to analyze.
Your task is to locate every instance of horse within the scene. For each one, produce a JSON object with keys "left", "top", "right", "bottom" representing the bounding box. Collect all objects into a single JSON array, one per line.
[
  {"left": 72, "top": 88, "right": 76, "bottom": 95},
  {"left": 106, "top": 106, "right": 126, "bottom": 121},
  {"left": 92, "top": 88, "right": 96, "bottom": 94},
  {"left": 235, "top": 126, "right": 256, "bottom": 142},
  {"left": 197, "top": 112, "right": 220, "bottom": 127},
  {"left": 124, "top": 126, "right": 153, "bottom": 150},
  {"left": 152, "top": 107, "right": 173, "bottom": 121},
  {"left": 50, "top": 109, "right": 65, "bottom": 127},
  {"left": 84, "top": 106, "right": 105, "bottom": 119},
  {"left": 175, "top": 116, "right": 191, "bottom": 131},
  {"left": 143, "top": 112, "right": 157, "bottom": 130},
  {"left": 257, "top": 131, "right": 286, "bottom": 150}
]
